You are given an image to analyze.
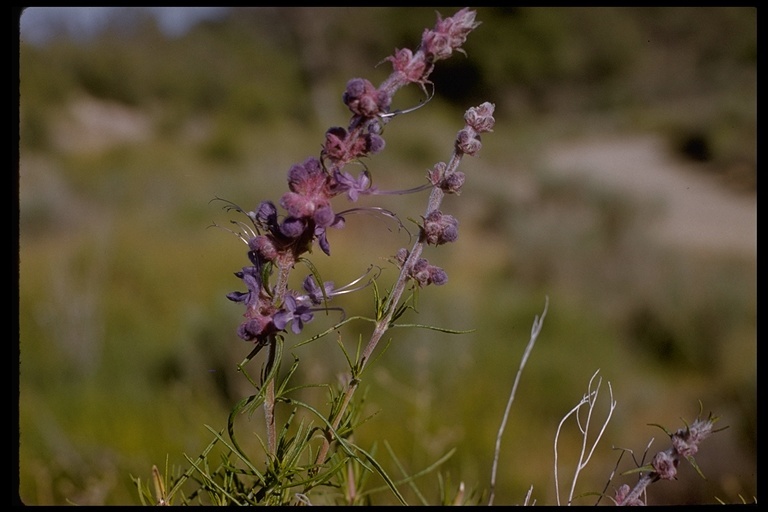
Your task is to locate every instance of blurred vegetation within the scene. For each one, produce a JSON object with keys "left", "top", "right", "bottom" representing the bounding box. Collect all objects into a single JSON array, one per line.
[{"left": 18, "top": 7, "right": 755, "bottom": 505}]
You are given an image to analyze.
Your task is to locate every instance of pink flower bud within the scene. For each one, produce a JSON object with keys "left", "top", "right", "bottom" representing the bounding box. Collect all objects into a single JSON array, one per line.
[
  {"left": 456, "top": 128, "right": 482, "bottom": 156},
  {"left": 420, "top": 8, "right": 480, "bottom": 62},
  {"left": 651, "top": 450, "right": 679, "bottom": 480},
  {"left": 464, "top": 102, "right": 495, "bottom": 133},
  {"left": 386, "top": 47, "right": 428, "bottom": 84}
]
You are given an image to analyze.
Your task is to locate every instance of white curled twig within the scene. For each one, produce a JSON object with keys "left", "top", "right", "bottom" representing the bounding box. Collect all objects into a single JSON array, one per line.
[{"left": 554, "top": 369, "right": 617, "bottom": 506}]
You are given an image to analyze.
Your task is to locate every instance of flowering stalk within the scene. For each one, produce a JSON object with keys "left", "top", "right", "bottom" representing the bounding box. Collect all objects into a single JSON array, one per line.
[
  {"left": 614, "top": 412, "right": 723, "bottom": 506},
  {"left": 220, "top": 7, "right": 490, "bottom": 478},
  {"left": 310, "top": 102, "right": 495, "bottom": 479}
]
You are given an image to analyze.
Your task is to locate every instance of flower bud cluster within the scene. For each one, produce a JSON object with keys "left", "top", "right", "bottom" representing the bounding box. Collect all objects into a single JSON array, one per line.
[
  {"left": 613, "top": 484, "right": 644, "bottom": 507},
  {"left": 342, "top": 78, "right": 391, "bottom": 118},
  {"left": 455, "top": 101, "right": 495, "bottom": 156},
  {"left": 422, "top": 210, "right": 458, "bottom": 246},
  {"left": 385, "top": 7, "right": 479, "bottom": 90},
  {"left": 421, "top": 7, "right": 480, "bottom": 62},
  {"left": 428, "top": 162, "right": 466, "bottom": 194},
  {"left": 395, "top": 248, "right": 448, "bottom": 287}
]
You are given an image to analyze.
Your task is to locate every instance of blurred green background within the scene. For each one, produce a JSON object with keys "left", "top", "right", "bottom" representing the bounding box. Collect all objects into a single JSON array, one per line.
[{"left": 17, "top": 7, "right": 755, "bottom": 505}]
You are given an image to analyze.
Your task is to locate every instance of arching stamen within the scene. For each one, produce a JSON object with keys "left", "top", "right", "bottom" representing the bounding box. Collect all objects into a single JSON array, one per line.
[
  {"left": 211, "top": 196, "right": 259, "bottom": 226},
  {"left": 379, "top": 83, "right": 435, "bottom": 119},
  {"left": 372, "top": 183, "right": 434, "bottom": 195},
  {"left": 312, "top": 305, "right": 347, "bottom": 322},
  {"left": 336, "top": 206, "right": 409, "bottom": 236},
  {"left": 333, "top": 265, "right": 383, "bottom": 295},
  {"left": 208, "top": 222, "right": 250, "bottom": 246},
  {"left": 229, "top": 219, "right": 259, "bottom": 240}
]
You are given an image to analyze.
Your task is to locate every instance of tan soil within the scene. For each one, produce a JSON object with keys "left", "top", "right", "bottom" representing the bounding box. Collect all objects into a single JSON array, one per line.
[{"left": 544, "top": 134, "right": 756, "bottom": 259}]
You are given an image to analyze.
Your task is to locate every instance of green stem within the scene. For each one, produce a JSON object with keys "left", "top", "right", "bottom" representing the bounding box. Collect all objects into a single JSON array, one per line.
[
  {"left": 308, "top": 150, "right": 465, "bottom": 480},
  {"left": 263, "top": 257, "right": 294, "bottom": 455},
  {"left": 263, "top": 338, "right": 277, "bottom": 455}
]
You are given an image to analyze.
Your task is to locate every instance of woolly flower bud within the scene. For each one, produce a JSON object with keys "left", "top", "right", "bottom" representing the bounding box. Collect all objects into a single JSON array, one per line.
[
  {"left": 323, "top": 127, "right": 348, "bottom": 162},
  {"left": 428, "top": 162, "right": 447, "bottom": 186},
  {"left": 386, "top": 47, "right": 428, "bottom": 84},
  {"left": 394, "top": 249, "right": 447, "bottom": 287},
  {"left": 427, "top": 162, "right": 464, "bottom": 193},
  {"left": 249, "top": 235, "right": 277, "bottom": 261},
  {"left": 421, "top": 8, "right": 479, "bottom": 62},
  {"left": 280, "top": 217, "right": 306, "bottom": 239},
  {"left": 237, "top": 316, "right": 272, "bottom": 343},
  {"left": 413, "top": 268, "right": 431, "bottom": 287},
  {"left": 322, "top": 125, "right": 384, "bottom": 165},
  {"left": 421, "top": 30, "right": 453, "bottom": 61},
  {"left": 428, "top": 266, "right": 448, "bottom": 286},
  {"left": 256, "top": 200, "right": 278, "bottom": 227},
  {"left": 614, "top": 484, "right": 630, "bottom": 506},
  {"left": 443, "top": 171, "right": 465, "bottom": 194},
  {"left": 651, "top": 450, "right": 679, "bottom": 481},
  {"left": 464, "top": 102, "right": 495, "bottom": 133},
  {"left": 343, "top": 78, "right": 390, "bottom": 117},
  {"left": 423, "top": 210, "right": 458, "bottom": 245},
  {"left": 287, "top": 157, "right": 326, "bottom": 195},
  {"left": 614, "top": 484, "right": 644, "bottom": 506},
  {"left": 395, "top": 247, "right": 409, "bottom": 266},
  {"left": 366, "top": 132, "right": 386, "bottom": 154},
  {"left": 456, "top": 128, "right": 482, "bottom": 156},
  {"left": 671, "top": 417, "right": 715, "bottom": 459}
]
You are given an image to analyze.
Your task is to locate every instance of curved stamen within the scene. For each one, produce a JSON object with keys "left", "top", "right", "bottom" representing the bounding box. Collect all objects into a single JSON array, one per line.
[
  {"left": 311, "top": 305, "right": 347, "bottom": 322},
  {"left": 229, "top": 219, "right": 259, "bottom": 240},
  {"left": 211, "top": 196, "right": 260, "bottom": 227},
  {"left": 379, "top": 82, "right": 435, "bottom": 119},
  {"left": 336, "top": 206, "right": 410, "bottom": 237},
  {"left": 208, "top": 221, "right": 251, "bottom": 246},
  {"left": 332, "top": 265, "right": 383, "bottom": 295},
  {"left": 371, "top": 182, "right": 434, "bottom": 196},
  {"left": 211, "top": 196, "right": 247, "bottom": 215}
]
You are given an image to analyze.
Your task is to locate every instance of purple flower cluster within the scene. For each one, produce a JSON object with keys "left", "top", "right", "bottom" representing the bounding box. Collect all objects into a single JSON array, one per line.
[
  {"left": 222, "top": 155, "right": 375, "bottom": 343},
  {"left": 224, "top": 9, "right": 484, "bottom": 344}
]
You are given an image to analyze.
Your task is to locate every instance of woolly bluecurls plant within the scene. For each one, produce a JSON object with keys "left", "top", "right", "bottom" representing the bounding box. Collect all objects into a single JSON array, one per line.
[
  {"left": 133, "top": 8, "right": 728, "bottom": 506},
  {"left": 136, "top": 8, "right": 495, "bottom": 506}
]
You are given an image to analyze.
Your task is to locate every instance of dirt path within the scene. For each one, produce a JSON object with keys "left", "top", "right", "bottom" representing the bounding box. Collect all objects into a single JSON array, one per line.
[{"left": 544, "top": 134, "right": 756, "bottom": 259}]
